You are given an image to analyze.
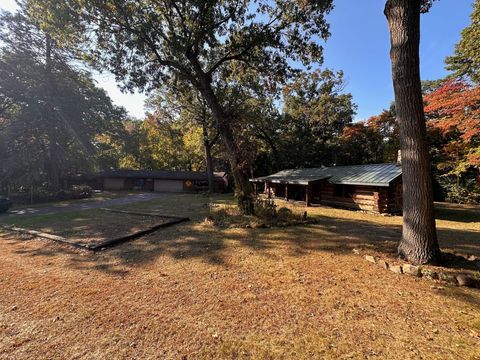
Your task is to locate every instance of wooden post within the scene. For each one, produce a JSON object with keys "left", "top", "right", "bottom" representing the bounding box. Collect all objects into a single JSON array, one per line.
[
  {"left": 306, "top": 185, "right": 312, "bottom": 207},
  {"left": 285, "top": 184, "right": 289, "bottom": 201},
  {"left": 266, "top": 182, "right": 272, "bottom": 198},
  {"left": 373, "top": 191, "right": 380, "bottom": 213}
]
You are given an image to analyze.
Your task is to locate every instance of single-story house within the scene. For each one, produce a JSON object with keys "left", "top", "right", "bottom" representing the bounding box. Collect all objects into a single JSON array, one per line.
[
  {"left": 64, "top": 170, "right": 228, "bottom": 193},
  {"left": 250, "top": 163, "right": 402, "bottom": 214}
]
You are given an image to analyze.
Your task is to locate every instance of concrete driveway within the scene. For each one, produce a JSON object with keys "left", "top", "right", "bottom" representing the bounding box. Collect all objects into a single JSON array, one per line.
[{"left": 0, "top": 192, "right": 166, "bottom": 219}]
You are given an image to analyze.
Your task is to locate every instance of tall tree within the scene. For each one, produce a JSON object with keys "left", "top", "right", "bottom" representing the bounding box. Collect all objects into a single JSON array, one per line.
[
  {"left": 31, "top": 0, "right": 333, "bottom": 213},
  {"left": 424, "top": 79, "right": 480, "bottom": 203},
  {"left": 340, "top": 106, "right": 399, "bottom": 165},
  {"left": 146, "top": 85, "right": 219, "bottom": 193},
  {"left": 384, "top": 0, "right": 440, "bottom": 264},
  {"left": 0, "top": 8, "right": 126, "bottom": 190},
  {"left": 445, "top": 0, "right": 480, "bottom": 83},
  {"left": 280, "top": 70, "right": 356, "bottom": 168}
]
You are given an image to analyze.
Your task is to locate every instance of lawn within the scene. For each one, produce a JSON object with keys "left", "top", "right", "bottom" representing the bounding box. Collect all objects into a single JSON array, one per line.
[
  {"left": 0, "top": 193, "right": 479, "bottom": 359},
  {"left": 8, "top": 191, "right": 130, "bottom": 211}
]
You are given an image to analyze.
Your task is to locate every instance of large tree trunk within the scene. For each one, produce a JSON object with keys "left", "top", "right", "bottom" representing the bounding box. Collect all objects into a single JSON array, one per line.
[
  {"left": 202, "top": 122, "right": 216, "bottom": 194},
  {"left": 192, "top": 69, "right": 254, "bottom": 213},
  {"left": 385, "top": 0, "right": 440, "bottom": 264},
  {"left": 217, "top": 120, "right": 254, "bottom": 214}
]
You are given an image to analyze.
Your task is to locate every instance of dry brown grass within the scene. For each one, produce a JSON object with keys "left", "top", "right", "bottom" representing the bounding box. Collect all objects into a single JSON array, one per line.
[
  {"left": 0, "top": 194, "right": 479, "bottom": 359},
  {"left": 1, "top": 210, "right": 171, "bottom": 246}
]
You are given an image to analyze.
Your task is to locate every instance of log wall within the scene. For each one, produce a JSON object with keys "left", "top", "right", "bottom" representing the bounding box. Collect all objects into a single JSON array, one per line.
[
  {"left": 263, "top": 180, "right": 402, "bottom": 214},
  {"left": 313, "top": 182, "right": 400, "bottom": 214}
]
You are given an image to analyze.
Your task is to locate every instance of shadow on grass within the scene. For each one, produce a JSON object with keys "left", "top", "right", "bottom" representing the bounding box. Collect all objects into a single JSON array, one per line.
[
  {"left": 1, "top": 193, "right": 478, "bottom": 275},
  {"left": 4, "top": 209, "right": 479, "bottom": 273},
  {"left": 434, "top": 202, "right": 480, "bottom": 224}
]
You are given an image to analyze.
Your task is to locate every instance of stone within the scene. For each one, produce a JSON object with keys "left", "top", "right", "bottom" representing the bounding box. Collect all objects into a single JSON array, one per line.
[
  {"left": 402, "top": 264, "right": 422, "bottom": 277},
  {"left": 473, "top": 279, "right": 480, "bottom": 289},
  {"left": 352, "top": 248, "right": 360, "bottom": 255},
  {"left": 377, "top": 259, "right": 389, "bottom": 269},
  {"left": 438, "top": 272, "right": 458, "bottom": 285},
  {"left": 389, "top": 265, "right": 403, "bottom": 274},
  {"left": 456, "top": 274, "right": 474, "bottom": 287},
  {"left": 365, "top": 255, "right": 376, "bottom": 264},
  {"left": 421, "top": 269, "right": 439, "bottom": 280}
]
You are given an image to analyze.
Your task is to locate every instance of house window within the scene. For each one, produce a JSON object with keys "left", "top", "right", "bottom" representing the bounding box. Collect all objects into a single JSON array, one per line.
[{"left": 334, "top": 184, "right": 354, "bottom": 198}]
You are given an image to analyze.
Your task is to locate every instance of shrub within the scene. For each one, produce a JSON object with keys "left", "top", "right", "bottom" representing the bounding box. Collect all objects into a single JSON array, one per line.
[
  {"left": 438, "top": 177, "right": 480, "bottom": 204},
  {"left": 254, "top": 196, "right": 277, "bottom": 220},
  {"left": 276, "top": 207, "right": 293, "bottom": 219},
  {"left": 71, "top": 185, "right": 93, "bottom": 199}
]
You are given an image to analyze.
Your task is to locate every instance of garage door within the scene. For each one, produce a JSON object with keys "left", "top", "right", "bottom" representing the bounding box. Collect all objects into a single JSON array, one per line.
[
  {"left": 154, "top": 179, "right": 184, "bottom": 192},
  {"left": 104, "top": 178, "right": 125, "bottom": 190}
]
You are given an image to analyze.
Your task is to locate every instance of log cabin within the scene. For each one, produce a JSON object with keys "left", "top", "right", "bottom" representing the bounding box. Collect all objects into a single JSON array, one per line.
[{"left": 250, "top": 163, "right": 402, "bottom": 214}]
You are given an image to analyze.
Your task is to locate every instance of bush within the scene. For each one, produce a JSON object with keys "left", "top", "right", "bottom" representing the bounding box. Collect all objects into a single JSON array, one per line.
[
  {"left": 439, "top": 177, "right": 480, "bottom": 204},
  {"left": 0, "top": 197, "right": 12, "bottom": 213},
  {"left": 71, "top": 185, "right": 93, "bottom": 199},
  {"left": 6, "top": 184, "right": 93, "bottom": 205},
  {"left": 254, "top": 196, "right": 277, "bottom": 220},
  {"left": 276, "top": 207, "right": 293, "bottom": 220}
]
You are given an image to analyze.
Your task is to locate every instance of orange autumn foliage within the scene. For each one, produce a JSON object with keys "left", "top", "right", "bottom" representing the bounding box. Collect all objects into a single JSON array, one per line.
[{"left": 424, "top": 79, "right": 480, "bottom": 143}]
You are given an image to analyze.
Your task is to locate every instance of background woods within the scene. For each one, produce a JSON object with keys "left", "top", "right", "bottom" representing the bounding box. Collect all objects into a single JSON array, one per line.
[{"left": 0, "top": 0, "right": 479, "bottom": 206}]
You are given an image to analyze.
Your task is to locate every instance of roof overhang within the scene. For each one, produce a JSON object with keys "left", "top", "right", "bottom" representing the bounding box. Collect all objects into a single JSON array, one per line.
[
  {"left": 250, "top": 178, "right": 399, "bottom": 187},
  {"left": 250, "top": 178, "right": 327, "bottom": 186}
]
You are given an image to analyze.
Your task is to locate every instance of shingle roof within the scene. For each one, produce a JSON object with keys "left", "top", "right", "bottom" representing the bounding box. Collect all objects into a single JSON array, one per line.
[{"left": 250, "top": 163, "right": 402, "bottom": 187}]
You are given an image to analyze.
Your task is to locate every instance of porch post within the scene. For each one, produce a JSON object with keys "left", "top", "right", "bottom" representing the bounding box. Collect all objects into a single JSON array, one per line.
[
  {"left": 285, "top": 184, "right": 289, "bottom": 201},
  {"left": 306, "top": 184, "right": 312, "bottom": 207}
]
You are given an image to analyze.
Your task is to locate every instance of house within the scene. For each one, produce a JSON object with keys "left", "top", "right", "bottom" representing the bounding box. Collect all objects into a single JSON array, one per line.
[
  {"left": 64, "top": 170, "right": 228, "bottom": 193},
  {"left": 250, "top": 163, "right": 402, "bottom": 214}
]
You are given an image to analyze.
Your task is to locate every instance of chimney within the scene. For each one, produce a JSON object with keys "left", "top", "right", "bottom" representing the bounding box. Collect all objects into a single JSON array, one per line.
[{"left": 396, "top": 150, "right": 402, "bottom": 165}]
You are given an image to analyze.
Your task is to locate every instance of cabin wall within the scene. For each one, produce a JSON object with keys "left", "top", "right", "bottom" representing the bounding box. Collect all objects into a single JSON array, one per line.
[
  {"left": 261, "top": 180, "right": 402, "bottom": 214},
  {"left": 314, "top": 182, "right": 401, "bottom": 214},
  {"left": 315, "top": 182, "right": 380, "bottom": 212},
  {"left": 387, "top": 178, "right": 403, "bottom": 214}
]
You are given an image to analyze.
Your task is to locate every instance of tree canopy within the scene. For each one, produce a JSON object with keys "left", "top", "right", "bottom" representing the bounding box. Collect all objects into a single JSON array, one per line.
[
  {"left": 446, "top": 0, "right": 480, "bottom": 83},
  {"left": 27, "top": 0, "right": 334, "bottom": 212},
  {"left": 0, "top": 6, "right": 126, "bottom": 190}
]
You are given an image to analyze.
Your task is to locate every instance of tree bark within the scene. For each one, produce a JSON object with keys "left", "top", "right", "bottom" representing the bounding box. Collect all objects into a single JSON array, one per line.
[
  {"left": 202, "top": 122, "right": 216, "bottom": 194},
  {"left": 385, "top": 0, "right": 440, "bottom": 264},
  {"left": 217, "top": 120, "right": 254, "bottom": 214},
  {"left": 190, "top": 64, "right": 254, "bottom": 213}
]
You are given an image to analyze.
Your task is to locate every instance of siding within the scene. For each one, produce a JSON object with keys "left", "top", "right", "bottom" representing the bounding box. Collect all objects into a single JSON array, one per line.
[
  {"left": 104, "top": 178, "right": 125, "bottom": 190},
  {"left": 154, "top": 179, "right": 184, "bottom": 192}
]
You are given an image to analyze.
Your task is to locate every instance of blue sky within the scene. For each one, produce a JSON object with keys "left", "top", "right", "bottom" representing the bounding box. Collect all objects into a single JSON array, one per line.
[
  {"left": 0, "top": 0, "right": 474, "bottom": 120},
  {"left": 323, "top": 0, "right": 473, "bottom": 120}
]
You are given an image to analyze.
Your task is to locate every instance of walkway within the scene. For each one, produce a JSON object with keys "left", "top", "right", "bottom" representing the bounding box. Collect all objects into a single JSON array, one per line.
[{"left": 0, "top": 192, "right": 166, "bottom": 219}]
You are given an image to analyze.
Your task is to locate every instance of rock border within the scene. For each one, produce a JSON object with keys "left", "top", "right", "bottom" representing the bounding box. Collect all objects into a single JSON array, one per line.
[{"left": 354, "top": 249, "right": 480, "bottom": 289}]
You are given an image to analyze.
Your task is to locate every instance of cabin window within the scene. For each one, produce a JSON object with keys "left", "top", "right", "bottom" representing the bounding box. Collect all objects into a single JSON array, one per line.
[{"left": 334, "top": 184, "right": 354, "bottom": 198}]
